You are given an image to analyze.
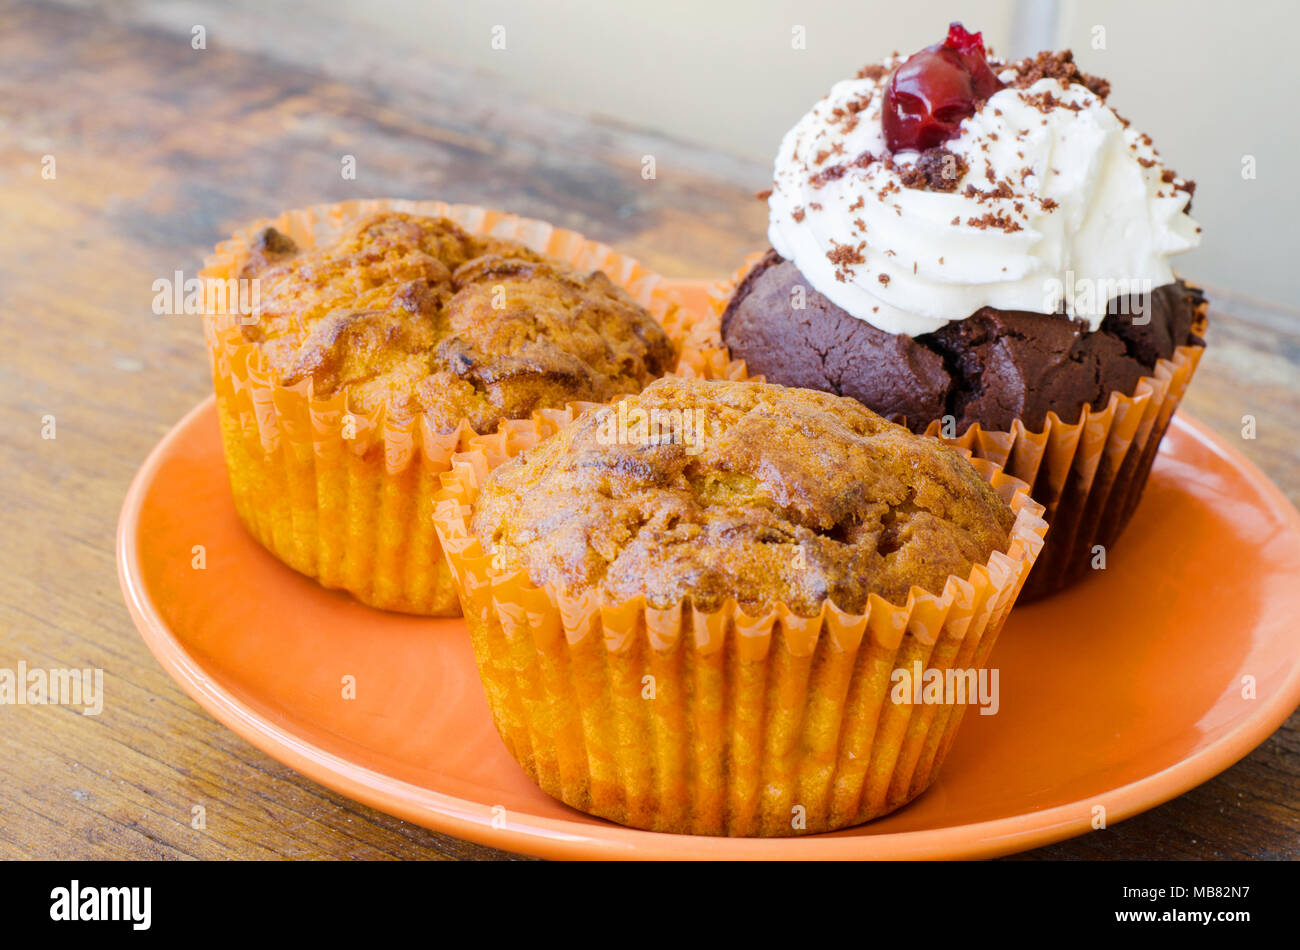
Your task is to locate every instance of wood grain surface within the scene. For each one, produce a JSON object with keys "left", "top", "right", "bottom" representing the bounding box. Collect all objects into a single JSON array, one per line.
[{"left": 1, "top": 0, "right": 1296, "bottom": 860}]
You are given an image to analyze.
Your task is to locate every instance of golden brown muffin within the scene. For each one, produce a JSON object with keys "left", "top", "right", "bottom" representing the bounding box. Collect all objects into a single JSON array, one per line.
[
  {"left": 472, "top": 377, "right": 1014, "bottom": 614},
  {"left": 238, "top": 211, "right": 676, "bottom": 434},
  {"left": 438, "top": 375, "right": 1046, "bottom": 835},
  {"left": 203, "top": 202, "right": 699, "bottom": 618}
]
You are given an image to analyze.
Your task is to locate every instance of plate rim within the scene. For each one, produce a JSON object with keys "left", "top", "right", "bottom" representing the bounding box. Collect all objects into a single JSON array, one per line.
[{"left": 117, "top": 394, "right": 1300, "bottom": 860}]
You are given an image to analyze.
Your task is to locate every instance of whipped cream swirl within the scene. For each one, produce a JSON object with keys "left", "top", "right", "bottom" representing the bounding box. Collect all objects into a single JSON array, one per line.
[{"left": 767, "top": 59, "right": 1201, "bottom": 335}]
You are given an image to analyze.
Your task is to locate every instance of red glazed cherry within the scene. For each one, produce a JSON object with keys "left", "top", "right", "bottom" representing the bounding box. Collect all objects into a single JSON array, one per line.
[
  {"left": 882, "top": 22, "right": 1004, "bottom": 152},
  {"left": 943, "top": 22, "right": 1003, "bottom": 97}
]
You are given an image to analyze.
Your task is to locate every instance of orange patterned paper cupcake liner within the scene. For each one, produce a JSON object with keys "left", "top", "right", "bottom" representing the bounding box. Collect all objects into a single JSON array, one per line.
[
  {"left": 201, "top": 199, "right": 745, "bottom": 616},
  {"left": 709, "top": 253, "right": 1207, "bottom": 601},
  {"left": 432, "top": 426, "right": 1048, "bottom": 836}
]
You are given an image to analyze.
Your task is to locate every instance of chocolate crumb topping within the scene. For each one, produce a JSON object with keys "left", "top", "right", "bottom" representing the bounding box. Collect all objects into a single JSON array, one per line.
[
  {"left": 1007, "top": 49, "right": 1111, "bottom": 100},
  {"left": 897, "top": 148, "right": 969, "bottom": 192},
  {"left": 827, "top": 240, "right": 866, "bottom": 281},
  {"left": 809, "top": 162, "right": 850, "bottom": 188},
  {"left": 1019, "top": 88, "right": 1086, "bottom": 114},
  {"left": 771, "top": 46, "right": 1197, "bottom": 258},
  {"left": 828, "top": 94, "right": 875, "bottom": 134},
  {"left": 965, "top": 211, "right": 1023, "bottom": 233}
]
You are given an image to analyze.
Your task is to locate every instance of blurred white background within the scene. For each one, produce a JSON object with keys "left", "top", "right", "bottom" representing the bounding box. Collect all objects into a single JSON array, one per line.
[{"left": 99, "top": 0, "right": 1297, "bottom": 307}]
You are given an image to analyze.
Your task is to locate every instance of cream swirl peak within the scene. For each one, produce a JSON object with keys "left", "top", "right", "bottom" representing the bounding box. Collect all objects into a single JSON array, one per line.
[{"left": 767, "top": 44, "right": 1201, "bottom": 336}]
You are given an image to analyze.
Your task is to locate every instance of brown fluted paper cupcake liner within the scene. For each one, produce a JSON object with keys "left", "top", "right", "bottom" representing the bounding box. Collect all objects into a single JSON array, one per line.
[
  {"left": 433, "top": 427, "right": 1048, "bottom": 836},
  {"left": 201, "top": 199, "right": 742, "bottom": 615},
  {"left": 709, "top": 255, "right": 1207, "bottom": 601},
  {"left": 921, "top": 334, "right": 1203, "bottom": 599}
]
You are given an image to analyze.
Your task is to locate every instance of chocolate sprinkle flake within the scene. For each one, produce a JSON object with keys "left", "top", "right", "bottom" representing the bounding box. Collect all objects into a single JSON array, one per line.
[
  {"left": 966, "top": 211, "right": 1023, "bottom": 233},
  {"left": 897, "top": 148, "right": 969, "bottom": 192},
  {"left": 808, "top": 150, "right": 878, "bottom": 190},
  {"left": 1019, "top": 88, "right": 1085, "bottom": 115},
  {"left": 828, "top": 95, "right": 875, "bottom": 134},
  {"left": 755, "top": 188, "right": 773, "bottom": 201},
  {"left": 779, "top": 50, "right": 1197, "bottom": 252},
  {"left": 827, "top": 240, "right": 867, "bottom": 282},
  {"left": 809, "top": 162, "right": 849, "bottom": 188},
  {"left": 1007, "top": 49, "right": 1111, "bottom": 100}
]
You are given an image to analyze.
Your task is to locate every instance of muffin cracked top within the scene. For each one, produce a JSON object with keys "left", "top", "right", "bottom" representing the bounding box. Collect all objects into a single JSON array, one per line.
[
  {"left": 471, "top": 377, "right": 1014, "bottom": 614},
  {"left": 238, "top": 212, "right": 676, "bottom": 433}
]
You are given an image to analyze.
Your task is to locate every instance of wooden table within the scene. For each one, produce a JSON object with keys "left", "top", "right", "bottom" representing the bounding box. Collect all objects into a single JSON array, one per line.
[{"left": 2, "top": 0, "right": 1296, "bottom": 860}]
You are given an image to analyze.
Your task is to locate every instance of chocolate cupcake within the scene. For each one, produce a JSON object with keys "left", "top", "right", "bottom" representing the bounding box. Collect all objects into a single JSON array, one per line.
[
  {"left": 725, "top": 250, "right": 1204, "bottom": 435},
  {"left": 718, "top": 24, "right": 1207, "bottom": 599}
]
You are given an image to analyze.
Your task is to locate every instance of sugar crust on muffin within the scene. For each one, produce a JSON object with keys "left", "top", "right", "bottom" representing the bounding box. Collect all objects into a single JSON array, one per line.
[
  {"left": 238, "top": 212, "right": 676, "bottom": 434},
  {"left": 471, "top": 377, "right": 1014, "bottom": 614}
]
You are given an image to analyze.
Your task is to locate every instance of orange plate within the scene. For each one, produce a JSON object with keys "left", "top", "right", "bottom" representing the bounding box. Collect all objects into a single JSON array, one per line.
[{"left": 117, "top": 283, "right": 1300, "bottom": 860}]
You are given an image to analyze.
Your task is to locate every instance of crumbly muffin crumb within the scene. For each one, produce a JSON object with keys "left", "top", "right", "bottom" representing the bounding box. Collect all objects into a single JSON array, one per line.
[
  {"left": 238, "top": 212, "right": 676, "bottom": 433},
  {"left": 472, "top": 378, "right": 1014, "bottom": 614}
]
